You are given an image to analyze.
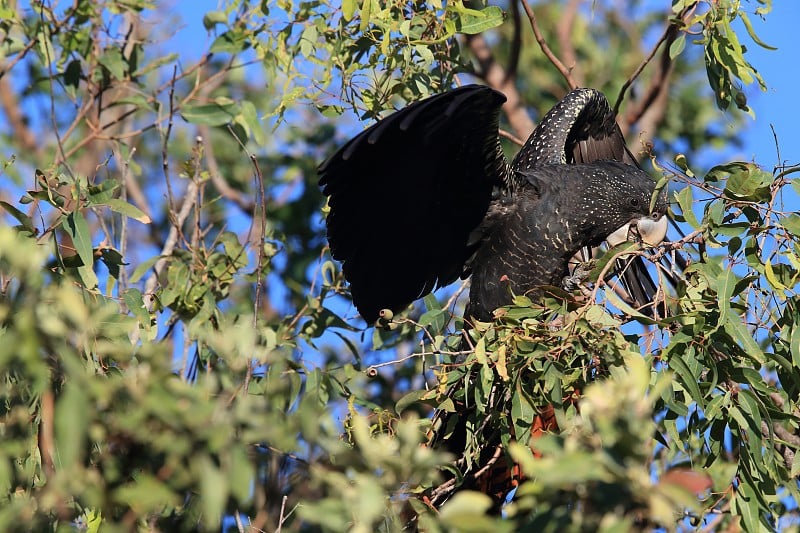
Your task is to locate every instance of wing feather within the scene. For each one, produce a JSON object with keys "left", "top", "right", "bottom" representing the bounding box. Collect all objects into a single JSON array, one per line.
[{"left": 319, "top": 85, "right": 509, "bottom": 322}]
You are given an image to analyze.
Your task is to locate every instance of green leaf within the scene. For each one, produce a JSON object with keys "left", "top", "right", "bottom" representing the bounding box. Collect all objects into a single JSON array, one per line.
[
  {"left": 791, "top": 322, "right": 800, "bottom": 369},
  {"left": 199, "top": 457, "right": 227, "bottom": 525},
  {"left": 210, "top": 30, "right": 251, "bottom": 54},
  {"left": 54, "top": 381, "right": 89, "bottom": 468},
  {"left": 114, "top": 475, "right": 180, "bottom": 513},
  {"left": 299, "top": 24, "right": 318, "bottom": 57},
  {"left": 395, "top": 389, "right": 428, "bottom": 414},
  {"left": 64, "top": 59, "right": 82, "bottom": 90},
  {"left": 453, "top": 5, "right": 504, "bottom": 35},
  {"left": 181, "top": 102, "right": 239, "bottom": 126},
  {"left": 123, "top": 288, "right": 152, "bottom": 332},
  {"left": 732, "top": 472, "right": 764, "bottom": 533},
  {"left": 302, "top": 307, "right": 357, "bottom": 338},
  {"left": 764, "top": 259, "right": 787, "bottom": 296},
  {"left": 604, "top": 285, "right": 658, "bottom": 324},
  {"left": 470, "top": 337, "right": 487, "bottom": 366},
  {"left": 104, "top": 198, "right": 151, "bottom": 223},
  {"left": 0, "top": 200, "right": 35, "bottom": 233},
  {"left": 667, "top": 354, "right": 704, "bottom": 409},
  {"left": 717, "top": 268, "right": 737, "bottom": 318},
  {"left": 99, "top": 248, "right": 126, "bottom": 279},
  {"left": 780, "top": 214, "right": 800, "bottom": 236},
  {"left": 720, "top": 163, "right": 772, "bottom": 201},
  {"left": 439, "top": 491, "right": 494, "bottom": 528},
  {"left": 359, "top": 0, "right": 372, "bottom": 31},
  {"left": 239, "top": 100, "right": 265, "bottom": 145},
  {"left": 342, "top": 0, "right": 357, "bottom": 21},
  {"left": 589, "top": 241, "right": 635, "bottom": 282},
  {"left": 65, "top": 211, "right": 93, "bottom": 267},
  {"left": 511, "top": 383, "right": 535, "bottom": 444},
  {"left": 739, "top": 12, "right": 777, "bottom": 50},
  {"left": 792, "top": 447, "right": 800, "bottom": 478},
  {"left": 674, "top": 186, "right": 700, "bottom": 228},
  {"left": 65, "top": 210, "right": 98, "bottom": 289},
  {"left": 84, "top": 509, "right": 102, "bottom": 533},
  {"left": 98, "top": 47, "right": 127, "bottom": 80},
  {"left": 129, "top": 254, "right": 162, "bottom": 283},
  {"left": 86, "top": 179, "right": 120, "bottom": 204},
  {"left": 202, "top": 10, "right": 228, "bottom": 29},
  {"left": 669, "top": 33, "right": 686, "bottom": 59},
  {"left": 724, "top": 310, "right": 765, "bottom": 364}
]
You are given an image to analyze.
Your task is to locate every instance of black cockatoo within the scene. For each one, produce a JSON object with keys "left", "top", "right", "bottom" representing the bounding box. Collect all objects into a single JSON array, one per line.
[{"left": 318, "top": 85, "right": 668, "bottom": 323}]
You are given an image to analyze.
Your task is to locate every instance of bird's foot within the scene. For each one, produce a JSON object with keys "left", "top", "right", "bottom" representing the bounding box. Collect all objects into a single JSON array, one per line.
[{"left": 563, "top": 259, "right": 597, "bottom": 294}]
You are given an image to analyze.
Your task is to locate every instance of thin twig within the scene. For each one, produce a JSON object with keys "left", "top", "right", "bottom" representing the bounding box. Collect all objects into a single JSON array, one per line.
[
  {"left": 142, "top": 179, "right": 200, "bottom": 306},
  {"left": 40, "top": 4, "right": 70, "bottom": 175},
  {"left": 234, "top": 511, "right": 246, "bottom": 533},
  {"left": 498, "top": 128, "right": 525, "bottom": 147},
  {"left": 226, "top": 123, "right": 269, "bottom": 394},
  {"left": 276, "top": 494, "right": 288, "bottom": 533},
  {"left": 616, "top": 5, "right": 696, "bottom": 123},
  {"left": 503, "top": 0, "right": 522, "bottom": 86},
  {"left": 519, "top": 0, "right": 578, "bottom": 89},
  {"left": 555, "top": 0, "right": 581, "bottom": 85},
  {"left": 201, "top": 125, "right": 256, "bottom": 212},
  {"left": 163, "top": 65, "right": 179, "bottom": 214},
  {"left": 614, "top": 25, "right": 672, "bottom": 115},
  {"left": 466, "top": 34, "right": 534, "bottom": 139}
]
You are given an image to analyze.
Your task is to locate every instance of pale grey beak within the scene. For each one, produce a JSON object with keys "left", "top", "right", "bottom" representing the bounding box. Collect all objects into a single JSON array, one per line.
[
  {"left": 637, "top": 215, "right": 668, "bottom": 247},
  {"left": 606, "top": 215, "right": 668, "bottom": 248}
]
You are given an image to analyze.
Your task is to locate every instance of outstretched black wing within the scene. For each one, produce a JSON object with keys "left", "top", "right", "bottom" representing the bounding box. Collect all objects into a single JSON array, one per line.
[
  {"left": 319, "top": 85, "right": 510, "bottom": 323},
  {"left": 512, "top": 87, "right": 637, "bottom": 172}
]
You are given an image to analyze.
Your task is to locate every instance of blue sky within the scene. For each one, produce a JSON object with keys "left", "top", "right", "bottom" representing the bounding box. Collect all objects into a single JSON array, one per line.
[{"left": 733, "top": 1, "right": 799, "bottom": 169}]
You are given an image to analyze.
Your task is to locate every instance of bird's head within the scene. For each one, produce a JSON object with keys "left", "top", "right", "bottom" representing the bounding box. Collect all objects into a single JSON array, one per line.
[{"left": 573, "top": 161, "right": 668, "bottom": 249}]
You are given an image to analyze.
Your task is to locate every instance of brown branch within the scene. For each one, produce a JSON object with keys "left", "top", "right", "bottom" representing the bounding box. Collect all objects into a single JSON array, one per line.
[
  {"left": 38, "top": 388, "right": 56, "bottom": 479},
  {"left": 199, "top": 125, "right": 256, "bottom": 213},
  {"left": 247, "top": 151, "right": 267, "bottom": 390},
  {"left": 616, "top": 25, "right": 674, "bottom": 118},
  {"left": 555, "top": 0, "right": 582, "bottom": 86},
  {"left": 519, "top": 0, "right": 578, "bottom": 89},
  {"left": 465, "top": 34, "right": 534, "bottom": 140},
  {"left": 141, "top": 178, "right": 200, "bottom": 309},
  {"left": 0, "top": 32, "right": 39, "bottom": 80},
  {"left": 503, "top": 0, "right": 522, "bottom": 86},
  {"left": 53, "top": 53, "right": 216, "bottom": 166},
  {"left": 616, "top": 5, "right": 697, "bottom": 135},
  {"left": 761, "top": 420, "right": 798, "bottom": 475},
  {"left": 0, "top": 74, "right": 38, "bottom": 153},
  {"left": 498, "top": 127, "right": 525, "bottom": 147}
]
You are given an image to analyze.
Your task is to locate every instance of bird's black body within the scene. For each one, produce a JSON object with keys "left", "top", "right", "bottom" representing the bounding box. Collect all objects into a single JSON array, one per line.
[
  {"left": 468, "top": 162, "right": 664, "bottom": 320},
  {"left": 319, "top": 85, "right": 666, "bottom": 323}
]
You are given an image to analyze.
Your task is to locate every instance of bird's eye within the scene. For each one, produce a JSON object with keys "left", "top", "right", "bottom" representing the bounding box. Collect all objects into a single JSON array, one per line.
[{"left": 629, "top": 197, "right": 640, "bottom": 208}]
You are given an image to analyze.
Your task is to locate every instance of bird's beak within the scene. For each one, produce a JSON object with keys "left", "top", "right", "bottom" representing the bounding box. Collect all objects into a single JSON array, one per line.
[
  {"left": 605, "top": 224, "right": 631, "bottom": 248},
  {"left": 637, "top": 215, "right": 668, "bottom": 247},
  {"left": 606, "top": 215, "right": 668, "bottom": 248}
]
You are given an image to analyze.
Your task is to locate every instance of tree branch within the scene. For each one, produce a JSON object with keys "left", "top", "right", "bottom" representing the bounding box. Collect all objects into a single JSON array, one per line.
[
  {"left": 199, "top": 124, "right": 256, "bottom": 213},
  {"left": 616, "top": 5, "right": 697, "bottom": 134},
  {"left": 0, "top": 73, "right": 38, "bottom": 153},
  {"left": 555, "top": 0, "right": 582, "bottom": 86},
  {"left": 519, "top": 0, "right": 578, "bottom": 89},
  {"left": 466, "top": 34, "right": 535, "bottom": 140},
  {"left": 503, "top": 0, "right": 522, "bottom": 86}
]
